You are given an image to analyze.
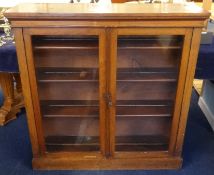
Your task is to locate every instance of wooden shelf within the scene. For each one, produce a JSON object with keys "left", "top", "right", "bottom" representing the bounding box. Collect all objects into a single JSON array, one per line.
[
  {"left": 37, "top": 68, "right": 99, "bottom": 83},
  {"left": 117, "top": 68, "right": 178, "bottom": 82},
  {"left": 36, "top": 67, "right": 178, "bottom": 83},
  {"left": 41, "top": 100, "right": 99, "bottom": 106},
  {"left": 116, "top": 106, "right": 172, "bottom": 117},
  {"left": 116, "top": 99, "right": 174, "bottom": 117},
  {"left": 118, "top": 36, "right": 183, "bottom": 50},
  {"left": 45, "top": 135, "right": 169, "bottom": 152},
  {"left": 116, "top": 144, "right": 168, "bottom": 152},
  {"left": 115, "top": 135, "right": 169, "bottom": 151},
  {"left": 116, "top": 100, "right": 173, "bottom": 106},
  {"left": 41, "top": 100, "right": 99, "bottom": 117},
  {"left": 33, "top": 36, "right": 98, "bottom": 50},
  {"left": 40, "top": 99, "right": 173, "bottom": 118},
  {"left": 41, "top": 100, "right": 173, "bottom": 106},
  {"left": 41, "top": 105, "right": 172, "bottom": 118},
  {"left": 42, "top": 105, "right": 99, "bottom": 118},
  {"left": 45, "top": 136, "right": 99, "bottom": 152}
]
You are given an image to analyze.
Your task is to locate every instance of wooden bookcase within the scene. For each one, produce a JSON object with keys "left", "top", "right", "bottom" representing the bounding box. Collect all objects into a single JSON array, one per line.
[{"left": 5, "top": 3, "right": 210, "bottom": 170}]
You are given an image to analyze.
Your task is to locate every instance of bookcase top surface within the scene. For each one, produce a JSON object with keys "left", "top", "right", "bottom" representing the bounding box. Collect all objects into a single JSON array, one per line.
[{"left": 4, "top": 3, "right": 210, "bottom": 21}]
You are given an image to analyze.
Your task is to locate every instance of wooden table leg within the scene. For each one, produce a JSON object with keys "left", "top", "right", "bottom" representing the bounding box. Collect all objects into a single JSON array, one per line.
[
  {"left": 13, "top": 73, "right": 24, "bottom": 111},
  {"left": 13, "top": 73, "right": 22, "bottom": 94},
  {"left": 0, "top": 72, "right": 24, "bottom": 126}
]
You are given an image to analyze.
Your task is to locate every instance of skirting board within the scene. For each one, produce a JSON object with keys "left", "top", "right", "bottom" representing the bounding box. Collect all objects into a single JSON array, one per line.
[
  {"left": 32, "top": 157, "right": 182, "bottom": 170},
  {"left": 198, "top": 97, "right": 214, "bottom": 131}
]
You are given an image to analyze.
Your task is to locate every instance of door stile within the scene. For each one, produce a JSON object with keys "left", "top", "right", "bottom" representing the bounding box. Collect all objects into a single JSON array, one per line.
[
  {"left": 168, "top": 28, "right": 193, "bottom": 155},
  {"left": 173, "top": 28, "right": 202, "bottom": 156},
  {"left": 106, "top": 28, "right": 118, "bottom": 157},
  {"left": 23, "top": 30, "right": 47, "bottom": 154},
  {"left": 99, "top": 30, "right": 108, "bottom": 156}
]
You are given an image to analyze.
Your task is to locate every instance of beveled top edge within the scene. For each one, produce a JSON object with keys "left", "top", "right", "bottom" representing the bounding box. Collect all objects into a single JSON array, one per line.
[{"left": 4, "top": 3, "right": 210, "bottom": 21}]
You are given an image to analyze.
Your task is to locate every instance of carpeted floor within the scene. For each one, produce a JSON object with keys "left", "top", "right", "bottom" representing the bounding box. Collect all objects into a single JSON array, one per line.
[{"left": 0, "top": 89, "right": 214, "bottom": 175}]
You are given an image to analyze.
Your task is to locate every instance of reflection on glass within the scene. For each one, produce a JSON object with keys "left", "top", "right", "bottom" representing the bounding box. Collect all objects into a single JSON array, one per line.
[
  {"left": 116, "top": 35, "right": 183, "bottom": 152},
  {"left": 33, "top": 35, "right": 100, "bottom": 152}
]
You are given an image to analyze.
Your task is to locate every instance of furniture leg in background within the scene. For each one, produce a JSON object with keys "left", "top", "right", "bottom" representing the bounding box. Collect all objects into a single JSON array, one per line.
[
  {"left": 0, "top": 11, "right": 24, "bottom": 126},
  {"left": 0, "top": 72, "right": 24, "bottom": 126}
]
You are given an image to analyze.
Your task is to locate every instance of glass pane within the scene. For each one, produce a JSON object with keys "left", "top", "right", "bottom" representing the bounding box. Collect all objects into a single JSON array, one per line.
[
  {"left": 116, "top": 35, "right": 183, "bottom": 152},
  {"left": 32, "top": 35, "right": 100, "bottom": 152}
]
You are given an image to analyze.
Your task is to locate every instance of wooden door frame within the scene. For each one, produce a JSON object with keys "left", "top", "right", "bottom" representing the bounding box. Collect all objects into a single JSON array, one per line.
[
  {"left": 108, "top": 27, "right": 194, "bottom": 158},
  {"left": 22, "top": 27, "right": 107, "bottom": 157}
]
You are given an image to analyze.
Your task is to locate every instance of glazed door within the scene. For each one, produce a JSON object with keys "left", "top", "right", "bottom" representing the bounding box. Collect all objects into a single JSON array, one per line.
[
  {"left": 109, "top": 28, "right": 193, "bottom": 157},
  {"left": 23, "top": 28, "right": 107, "bottom": 156}
]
